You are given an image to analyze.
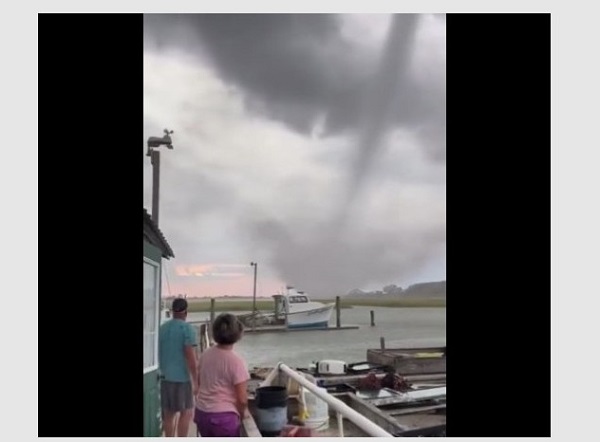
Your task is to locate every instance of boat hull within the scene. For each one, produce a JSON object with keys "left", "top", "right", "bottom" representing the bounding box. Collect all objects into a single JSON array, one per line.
[
  {"left": 287, "top": 320, "right": 330, "bottom": 329},
  {"left": 286, "top": 304, "right": 334, "bottom": 329}
]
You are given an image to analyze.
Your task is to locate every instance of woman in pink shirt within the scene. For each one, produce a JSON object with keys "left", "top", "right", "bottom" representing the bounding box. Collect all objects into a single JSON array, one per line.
[{"left": 194, "top": 313, "right": 250, "bottom": 437}]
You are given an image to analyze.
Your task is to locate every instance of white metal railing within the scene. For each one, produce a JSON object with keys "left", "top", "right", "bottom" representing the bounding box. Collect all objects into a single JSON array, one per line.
[{"left": 261, "top": 362, "right": 394, "bottom": 437}]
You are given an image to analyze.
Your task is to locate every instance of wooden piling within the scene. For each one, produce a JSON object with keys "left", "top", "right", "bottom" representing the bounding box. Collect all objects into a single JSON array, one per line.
[
  {"left": 370, "top": 310, "right": 375, "bottom": 326},
  {"left": 210, "top": 298, "right": 216, "bottom": 325},
  {"left": 336, "top": 296, "right": 341, "bottom": 328},
  {"left": 194, "top": 325, "right": 201, "bottom": 359},
  {"left": 380, "top": 336, "right": 386, "bottom": 352},
  {"left": 199, "top": 323, "right": 208, "bottom": 353}
]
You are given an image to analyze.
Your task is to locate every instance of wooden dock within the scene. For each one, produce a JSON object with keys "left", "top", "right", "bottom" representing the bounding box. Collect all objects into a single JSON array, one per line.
[
  {"left": 244, "top": 324, "right": 360, "bottom": 334},
  {"left": 248, "top": 368, "right": 446, "bottom": 393},
  {"left": 366, "top": 346, "right": 446, "bottom": 375},
  {"left": 189, "top": 322, "right": 359, "bottom": 334}
]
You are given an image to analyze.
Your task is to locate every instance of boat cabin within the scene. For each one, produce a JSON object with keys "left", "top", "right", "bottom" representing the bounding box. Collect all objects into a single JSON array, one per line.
[
  {"left": 271, "top": 288, "right": 334, "bottom": 329},
  {"left": 272, "top": 290, "right": 311, "bottom": 319}
]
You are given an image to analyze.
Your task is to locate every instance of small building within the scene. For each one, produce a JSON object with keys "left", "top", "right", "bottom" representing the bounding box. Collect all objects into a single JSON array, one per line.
[{"left": 143, "top": 208, "right": 174, "bottom": 437}]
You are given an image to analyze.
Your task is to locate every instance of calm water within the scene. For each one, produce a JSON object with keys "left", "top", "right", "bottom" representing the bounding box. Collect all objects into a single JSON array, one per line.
[{"left": 187, "top": 307, "right": 445, "bottom": 368}]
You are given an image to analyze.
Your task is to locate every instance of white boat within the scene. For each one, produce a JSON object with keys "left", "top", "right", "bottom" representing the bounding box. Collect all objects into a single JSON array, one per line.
[{"left": 273, "top": 288, "right": 335, "bottom": 329}]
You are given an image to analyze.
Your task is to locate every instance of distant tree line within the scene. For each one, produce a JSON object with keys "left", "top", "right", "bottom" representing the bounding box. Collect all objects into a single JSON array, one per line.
[{"left": 346, "top": 281, "right": 446, "bottom": 298}]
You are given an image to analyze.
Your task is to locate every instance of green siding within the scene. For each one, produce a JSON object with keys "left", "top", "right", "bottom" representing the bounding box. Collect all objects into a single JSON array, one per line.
[
  {"left": 144, "top": 241, "right": 163, "bottom": 263},
  {"left": 144, "top": 241, "right": 162, "bottom": 437},
  {"left": 143, "top": 369, "right": 162, "bottom": 437}
]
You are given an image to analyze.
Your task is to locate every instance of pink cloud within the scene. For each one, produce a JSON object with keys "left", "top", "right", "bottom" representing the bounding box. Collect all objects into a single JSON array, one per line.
[
  {"left": 175, "top": 263, "right": 249, "bottom": 278},
  {"left": 163, "top": 273, "right": 284, "bottom": 298}
]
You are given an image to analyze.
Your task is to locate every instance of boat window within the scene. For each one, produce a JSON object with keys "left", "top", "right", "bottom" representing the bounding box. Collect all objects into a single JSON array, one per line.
[{"left": 290, "top": 296, "right": 308, "bottom": 303}]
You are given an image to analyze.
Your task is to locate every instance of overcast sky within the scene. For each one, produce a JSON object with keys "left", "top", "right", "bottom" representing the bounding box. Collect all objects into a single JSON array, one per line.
[{"left": 143, "top": 14, "right": 446, "bottom": 298}]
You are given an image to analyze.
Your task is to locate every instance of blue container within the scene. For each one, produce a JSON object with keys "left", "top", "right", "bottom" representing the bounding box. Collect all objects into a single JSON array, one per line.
[{"left": 255, "top": 386, "right": 288, "bottom": 437}]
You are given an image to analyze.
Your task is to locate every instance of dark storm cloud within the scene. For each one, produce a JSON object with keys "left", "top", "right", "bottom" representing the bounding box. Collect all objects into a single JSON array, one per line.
[
  {"left": 143, "top": 14, "right": 446, "bottom": 296},
  {"left": 143, "top": 14, "right": 445, "bottom": 163}
]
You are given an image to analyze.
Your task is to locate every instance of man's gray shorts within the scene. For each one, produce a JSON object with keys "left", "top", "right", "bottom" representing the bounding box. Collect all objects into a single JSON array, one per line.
[{"left": 160, "top": 380, "right": 193, "bottom": 412}]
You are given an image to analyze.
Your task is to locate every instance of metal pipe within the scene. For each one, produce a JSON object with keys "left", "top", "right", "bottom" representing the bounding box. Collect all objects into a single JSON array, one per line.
[
  {"left": 259, "top": 364, "right": 281, "bottom": 388},
  {"left": 253, "top": 263, "right": 257, "bottom": 314},
  {"left": 277, "top": 363, "right": 393, "bottom": 437},
  {"left": 250, "top": 262, "right": 258, "bottom": 330},
  {"left": 337, "top": 412, "right": 344, "bottom": 437},
  {"left": 147, "top": 129, "right": 174, "bottom": 227},
  {"left": 151, "top": 149, "right": 160, "bottom": 225}
]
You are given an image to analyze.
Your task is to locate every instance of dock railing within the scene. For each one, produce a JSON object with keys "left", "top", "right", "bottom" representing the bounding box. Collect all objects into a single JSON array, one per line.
[{"left": 260, "top": 362, "right": 394, "bottom": 437}]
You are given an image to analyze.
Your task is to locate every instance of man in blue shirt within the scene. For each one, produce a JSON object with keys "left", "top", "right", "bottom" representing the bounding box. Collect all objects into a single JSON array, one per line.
[{"left": 159, "top": 298, "right": 198, "bottom": 437}]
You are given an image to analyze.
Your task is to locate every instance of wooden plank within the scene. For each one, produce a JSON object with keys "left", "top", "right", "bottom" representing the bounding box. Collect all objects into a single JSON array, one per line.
[
  {"left": 309, "top": 372, "right": 445, "bottom": 385},
  {"left": 388, "top": 404, "right": 446, "bottom": 417},
  {"left": 367, "top": 348, "right": 446, "bottom": 375},
  {"left": 337, "top": 393, "right": 406, "bottom": 434},
  {"left": 249, "top": 368, "right": 446, "bottom": 387},
  {"left": 369, "top": 347, "right": 446, "bottom": 355},
  {"left": 241, "top": 413, "right": 262, "bottom": 437},
  {"left": 243, "top": 325, "right": 359, "bottom": 334},
  {"left": 395, "top": 423, "right": 446, "bottom": 437}
]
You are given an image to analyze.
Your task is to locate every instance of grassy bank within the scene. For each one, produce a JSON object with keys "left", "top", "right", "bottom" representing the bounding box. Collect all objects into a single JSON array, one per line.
[
  {"left": 177, "top": 297, "right": 445, "bottom": 312},
  {"left": 322, "top": 298, "right": 446, "bottom": 308}
]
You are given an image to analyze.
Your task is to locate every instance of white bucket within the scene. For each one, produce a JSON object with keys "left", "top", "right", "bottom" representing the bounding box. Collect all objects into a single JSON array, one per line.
[{"left": 303, "top": 387, "right": 329, "bottom": 431}]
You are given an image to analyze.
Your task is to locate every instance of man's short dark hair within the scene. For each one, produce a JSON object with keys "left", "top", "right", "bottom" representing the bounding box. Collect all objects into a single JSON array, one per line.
[
  {"left": 172, "top": 298, "right": 188, "bottom": 313},
  {"left": 212, "top": 313, "right": 244, "bottom": 345}
]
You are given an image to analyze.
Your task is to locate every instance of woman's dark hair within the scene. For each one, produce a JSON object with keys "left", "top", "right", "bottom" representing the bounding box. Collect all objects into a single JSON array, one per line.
[{"left": 212, "top": 313, "right": 244, "bottom": 345}]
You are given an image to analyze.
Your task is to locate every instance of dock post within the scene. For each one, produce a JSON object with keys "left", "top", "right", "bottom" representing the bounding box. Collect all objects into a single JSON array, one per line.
[
  {"left": 210, "top": 298, "right": 216, "bottom": 325},
  {"left": 199, "top": 324, "right": 206, "bottom": 353},
  {"left": 380, "top": 336, "right": 385, "bottom": 352},
  {"left": 370, "top": 310, "right": 375, "bottom": 326},
  {"left": 195, "top": 325, "right": 202, "bottom": 358},
  {"left": 336, "top": 296, "right": 341, "bottom": 328}
]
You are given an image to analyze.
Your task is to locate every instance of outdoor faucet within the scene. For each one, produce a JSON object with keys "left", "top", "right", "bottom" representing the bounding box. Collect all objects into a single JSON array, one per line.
[{"left": 147, "top": 129, "right": 174, "bottom": 155}]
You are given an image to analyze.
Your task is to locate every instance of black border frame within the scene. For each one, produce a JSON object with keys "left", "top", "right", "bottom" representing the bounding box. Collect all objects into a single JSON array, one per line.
[
  {"left": 38, "top": 13, "right": 143, "bottom": 437},
  {"left": 446, "top": 13, "right": 550, "bottom": 437}
]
